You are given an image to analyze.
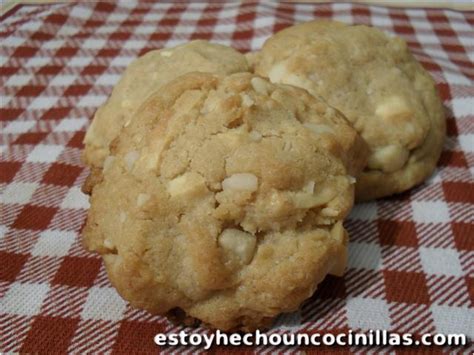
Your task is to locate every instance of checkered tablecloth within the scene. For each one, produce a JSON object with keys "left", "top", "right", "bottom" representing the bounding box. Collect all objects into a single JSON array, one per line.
[{"left": 1, "top": 1, "right": 473, "bottom": 353}]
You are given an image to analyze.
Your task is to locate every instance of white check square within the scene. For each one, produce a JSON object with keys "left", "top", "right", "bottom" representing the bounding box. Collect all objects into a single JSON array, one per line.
[
  {"left": 1, "top": 182, "right": 38, "bottom": 204},
  {"left": 135, "top": 25, "right": 157, "bottom": 35},
  {"left": 3, "top": 120, "right": 35, "bottom": 133},
  {"left": 349, "top": 202, "right": 378, "bottom": 221},
  {"left": 81, "top": 287, "right": 127, "bottom": 321},
  {"left": 419, "top": 247, "right": 463, "bottom": 276},
  {"left": 58, "top": 25, "right": 78, "bottom": 36},
  {"left": 0, "top": 225, "right": 7, "bottom": 242},
  {"left": 107, "top": 13, "right": 128, "bottom": 21},
  {"left": 77, "top": 95, "right": 107, "bottom": 107},
  {"left": 25, "top": 57, "right": 50, "bottom": 67},
  {"left": 68, "top": 57, "right": 93, "bottom": 67},
  {"left": 70, "top": 5, "right": 93, "bottom": 20},
  {"left": 43, "top": 39, "right": 65, "bottom": 49},
  {"left": 49, "top": 74, "right": 77, "bottom": 87},
  {"left": 82, "top": 38, "right": 107, "bottom": 49},
  {"left": 26, "top": 144, "right": 64, "bottom": 163},
  {"left": 29, "top": 96, "right": 59, "bottom": 110},
  {"left": 96, "top": 25, "right": 119, "bottom": 34},
  {"left": 61, "top": 186, "right": 90, "bottom": 209},
  {"left": 1, "top": 282, "right": 50, "bottom": 316},
  {"left": 32, "top": 230, "right": 76, "bottom": 257},
  {"left": 5, "top": 74, "right": 32, "bottom": 87},
  {"left": 143, "top": 13, "right": 164, "bottom": 21},
  {"left": 20, "top": 21, "right": 41, "bottom": 31},
  {"left": 458, "top": 134, "right": 474, "bottom": 153},
  {"left": 53, "top": 118, "right": 87, "bottom": 132},
  {"left": 0, "top": 56, "right": 8, "bottom": 67},
  {"left": 110, "top": 56, "right": 135, "bottom": 67},
  {"left": 123, "top": 40, "right": 147, "bottom": 49},
  {"left": 95, "top": 74, "right": 120, "bottom": 86},
  {"left": 412, "top": 201, "right": 450, "bottom": 224},
  {"left": 346, "top": 297, "right": 391, "bottom": 330},
  {"left": 431, "top": 305, "right": 474, "bottom": 338},
  {"left": 214, "top": 23, "right": 237, "bottom": 33},
  {"left": 451, "top": 98, "right": 473, "bottom": 118},
  {"left": 3, "top": 36, "right": 26, "bottom": 47},
  {"left": 348, "top": 242, "right": 382, "bottom": 270}
]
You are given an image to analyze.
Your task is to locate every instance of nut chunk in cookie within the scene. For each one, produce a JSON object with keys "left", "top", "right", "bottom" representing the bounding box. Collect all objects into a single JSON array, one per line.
[
  {"left": 83, "top": 40, "right": 249, "bottom": 170},
  {"left": 83, "top": 72, "right": 365, "bottom": 331},
  {"left": 255, "top": 21, "right": 445, "bottom": 201}
]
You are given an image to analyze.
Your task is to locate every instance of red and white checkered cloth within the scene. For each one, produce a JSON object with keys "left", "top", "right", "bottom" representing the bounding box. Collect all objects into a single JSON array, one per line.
[{"left": 1, "top": 1, "right": 473, "bottom": 353}]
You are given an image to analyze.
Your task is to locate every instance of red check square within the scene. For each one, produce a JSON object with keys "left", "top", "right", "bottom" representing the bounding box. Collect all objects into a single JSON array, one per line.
[
  {"left": 0, "top": 251, "right": 29, "bottom": 282},
  {"left": 384, "top": 271, "right": 430, "bottom": 304},
  {"left": 53, "top": 256, "right": 101, "bottom": 287},
  {"left": 378, "top": 220, "right": 418, "bottom": 247},
  {"left": 0, "top": 108, "right": 24, "bottom": 121},
  {"left": 21, "top": 316, "right": 79, "bottom": 353},
  {"left": 113, "top": 321, "right": 165, "bottom": 354},
  {"left": 12, "top": 205, "right": 57, "bottom": 230},
  {"left": 438, "top": 151, "right": 468, "bottom": 168},
  {"left": 67, "top": 131, "right": 85, "bottom": 149},
  {"left": 42, "top": 163, "right": 83, "bottom": 186},
  {"left": 452, "top": 223, "right": 474, "bottom": 251},
  {"left": 16, "top": 85, "right": 46, "bottom": 97},
  {"left": 63, "top": 85, "right": 92, "bottom": 97},
  {"left": 442, "top": 181, "right": 474, "bottom": 203},
  {"left": 0, "top": 161, "right": 22, "bottom": 182},
  {"left": 14, "top": 132, "right": 47, "bottom": 145}
]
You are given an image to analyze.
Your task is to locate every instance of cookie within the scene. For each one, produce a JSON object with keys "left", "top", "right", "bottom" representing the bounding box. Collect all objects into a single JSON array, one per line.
[
  {"left": 83, "top": 40, "right": 249, "bottom": 170},
  {"left": 245, "top": 51, "right": 259, "bottom": 72},
  {"left": 254, "top": 21, "right": 446, "bottom": 201},
  {"left": 83, "top": 72, "right": 367, "bottom": 331}
]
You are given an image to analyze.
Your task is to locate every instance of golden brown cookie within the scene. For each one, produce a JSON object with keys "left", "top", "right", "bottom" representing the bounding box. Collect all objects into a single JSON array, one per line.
[
  {"left": 83, "top": 40, "right": 249, "bottom": 169},
  {"left": 83, "top": 72, "right": 367, "bottom": 330},
  {"left": 245, "top": 51, "right": 260, "bottom": 72},
  {"left": 255, "top": 21, "right": 446, "bottom": 201}
]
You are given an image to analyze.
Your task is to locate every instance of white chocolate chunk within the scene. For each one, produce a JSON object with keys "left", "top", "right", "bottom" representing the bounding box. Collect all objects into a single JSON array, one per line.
[
  {"left": 292, "top": 184, "right": 337, "bottom": 208},
  {"left": 330, "top": 221, "right": 345, "bottom": 242},
  {"left": 219, "top": 131, "right": 241, "bottom": 149},
  {"left": 119, "top": 211, "right": 127, "bottom": 223},
  {"left": 303, "top": 122, "right": 334, "bottom": 135},
  {"left": 222, "top": 173, "right": 258, "bottom": 192},
  {"left": 303, "top": 180, "right": 315, "bottom": 194},
  {"left": 124, "top": 150, "right": 139, "bottom": 171},
  {"left": 367, "top": 145, "right": 409, "bottom": 173},
  {"left": 201, "top": 94, "right": 220, "bottom": 114},
  {"left": 136, "top": 193, "right": 150, "bottom": 207},
  {"left": 321, "top": 207, "right": 340, "bottom": 217},
  {"left": 160, "top": 50, "right": 173, "bottom": 57},
  {"left": 167, "top": 172, "right": 207, "bottom": 198},
  {"left": 375, "top": 96, "right": 412, "bottom": 121},
  {"left": 218, "top": 228, "right": 257, "bottom": 265},
  {"left": 121, "top": 99, "right": 133, "bottom": 108},
  {"left": 249, "top": 130, "right": 262, "bottom": 142},
  {"left": 328, "top": 221, "right": 347, "bottom": 276},
  {"left": 251, "top": 77, "right": 271, "bottom": 95},
  {"left": 104, "top": 238, "right": 114, "bottom": 249},
  {"left": 291, "top": 185, "right": 337, "bottom": 209},
  {"left": 103, "top": 155, "right": 116, "bottom": 172},
  {"left": 268, "top": 62, "right": 287, "bottom": 82},
  {"left": 240, "top": 93, "right": 254, "bottom": 107}
]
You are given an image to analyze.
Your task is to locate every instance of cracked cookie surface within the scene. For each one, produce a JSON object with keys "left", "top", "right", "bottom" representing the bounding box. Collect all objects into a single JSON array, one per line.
[
  {"left": 255, "top": 21, "right": 446, "bottom": 200},
  {"left": 83, "top": 72, "right": 366, "bottom": 330},
  {"left": 83, "top": 40, "right": 249, "bottom": 170}
]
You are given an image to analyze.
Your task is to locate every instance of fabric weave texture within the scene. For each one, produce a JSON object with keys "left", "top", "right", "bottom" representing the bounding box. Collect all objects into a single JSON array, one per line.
[{"left": 0, "top": 1, "right": 473, "bottom": 353}]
